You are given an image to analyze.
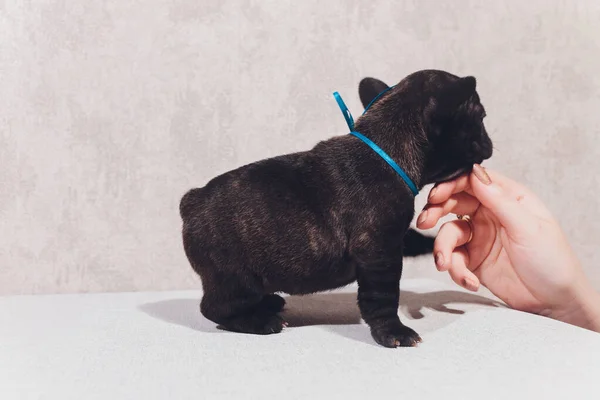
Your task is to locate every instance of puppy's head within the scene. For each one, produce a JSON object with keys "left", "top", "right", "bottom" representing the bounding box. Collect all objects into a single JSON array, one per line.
[{"left": 358, "top": 70, "right": 493, "bottom": 185}]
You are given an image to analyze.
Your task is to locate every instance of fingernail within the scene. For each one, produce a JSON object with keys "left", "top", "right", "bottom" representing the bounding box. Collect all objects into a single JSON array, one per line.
[
  {"left": 417, "top": 210, "right": 428, "bottom": 225},
  {"left": 473, "top": 164, "right": 491, "bottom": 185},
  {"left": 428, "top": 186, "right": 438, "bottom": 200},
  {"left": 435, "top": 252, "right": 444, "bottom": 267}
]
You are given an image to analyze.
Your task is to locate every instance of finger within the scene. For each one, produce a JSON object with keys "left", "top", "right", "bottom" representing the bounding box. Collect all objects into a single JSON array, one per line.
[
  {"left": 417, "top": 192, "right": 480, "bottom": 229},
  {"left": 482, "top": 168, "right": 529, "bottom": 195},
  {"left": 427, "top": 175, "right": 472, "bottom": 204},
  {"left": 447, "top": 248, "right": 480, "bottom": 292},
  {"left": 428, "top": 166, "right": 531, "bottom": 205},
  {"left": 433, "top": 220, "right": 473, "bottom": 272},
  {"left": 428, "top": 166, "right": 533, "bottom": 205}
]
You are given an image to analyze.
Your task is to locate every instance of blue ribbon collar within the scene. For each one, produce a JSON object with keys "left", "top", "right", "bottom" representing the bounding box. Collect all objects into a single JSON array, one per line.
[{"left": 332, "top": 88, "right": 419, "bottom": 196}]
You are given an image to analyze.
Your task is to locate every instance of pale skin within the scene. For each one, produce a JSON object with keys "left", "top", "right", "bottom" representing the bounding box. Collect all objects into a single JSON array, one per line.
[{"left": 416, "top": 164, "right": 600, "bottom": 332}]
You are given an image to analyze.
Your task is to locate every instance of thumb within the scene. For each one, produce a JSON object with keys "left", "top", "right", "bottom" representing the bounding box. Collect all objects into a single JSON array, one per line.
[{"left": 470, "top": 165, "right": 533, "bottom": 236}]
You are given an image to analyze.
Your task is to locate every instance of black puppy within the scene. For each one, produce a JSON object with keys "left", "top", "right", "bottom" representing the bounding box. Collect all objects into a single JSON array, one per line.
[{"left": 180, "top": 69, "right": 493, "bottom": 347}]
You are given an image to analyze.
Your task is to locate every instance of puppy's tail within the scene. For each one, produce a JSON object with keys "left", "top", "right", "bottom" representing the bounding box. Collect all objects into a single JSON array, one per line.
[
  {"left": 403, "top": 229, "right": 435, "bottom": 257},
  {"left": 179, "top": 188, "right": 204, "bottom": 220}
]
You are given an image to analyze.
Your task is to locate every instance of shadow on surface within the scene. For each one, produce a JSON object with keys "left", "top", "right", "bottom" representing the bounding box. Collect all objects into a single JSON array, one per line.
[
  {"left": 139, "top": 298, "right": 218, "bottom": 333},
  {"left": 139, "top": 290, "right": 504, "bottom": 338},
  {"left": 283, "top": 290, "right": 505, "bottom": 346},
  {"left": 283, "top": 290, "right": 504, "bottom": 327},
  {"left": 401, "top": 290, "right": 506, "bottom": 319}
]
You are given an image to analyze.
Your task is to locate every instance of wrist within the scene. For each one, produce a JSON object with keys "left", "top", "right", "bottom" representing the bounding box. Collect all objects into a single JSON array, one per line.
[{"left": 548, "top": 280, "right": 600, "bottom": 332}]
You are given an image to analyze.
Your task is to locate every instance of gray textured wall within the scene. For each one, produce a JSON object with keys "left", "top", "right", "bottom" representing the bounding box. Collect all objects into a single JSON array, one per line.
[{"left": 2, "top": 0, "right": 600, "bottom": 294}]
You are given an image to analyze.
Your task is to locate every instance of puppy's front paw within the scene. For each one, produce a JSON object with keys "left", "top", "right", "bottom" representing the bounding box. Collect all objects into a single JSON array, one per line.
[{"left": 371, "top": 324, "right": 422, "bottom": 348}]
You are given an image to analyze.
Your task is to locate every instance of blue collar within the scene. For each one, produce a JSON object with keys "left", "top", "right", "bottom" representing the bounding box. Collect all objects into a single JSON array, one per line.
[{"left": 332, "top": 89, "right": 419, "bottom": 196}]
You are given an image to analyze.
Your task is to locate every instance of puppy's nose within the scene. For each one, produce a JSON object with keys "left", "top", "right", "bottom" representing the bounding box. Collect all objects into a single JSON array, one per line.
[
  {"left": 482, "top": 137, "right": 493, "bottom": 160},
  {"left": 473, "top": 139, "right": 493, "bottom": 160}
]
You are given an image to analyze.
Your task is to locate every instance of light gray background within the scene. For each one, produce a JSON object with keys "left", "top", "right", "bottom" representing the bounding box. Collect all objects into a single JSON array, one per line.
[{"left": 1, "top": 0, "right": 599, "bottom": 295}]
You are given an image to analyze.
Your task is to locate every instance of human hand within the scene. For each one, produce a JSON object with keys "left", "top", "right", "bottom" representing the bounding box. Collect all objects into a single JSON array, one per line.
[{"left": 416, "top": 165, "right": 600, "bottom": 331}]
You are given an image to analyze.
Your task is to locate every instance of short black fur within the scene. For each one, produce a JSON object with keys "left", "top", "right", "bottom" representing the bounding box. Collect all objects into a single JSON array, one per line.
[
  {"left": 358, "top": 78, "right": 435, "bottom": 257},
  {"left": 180, "top": 69, "right": 493, "bottom": 347}
]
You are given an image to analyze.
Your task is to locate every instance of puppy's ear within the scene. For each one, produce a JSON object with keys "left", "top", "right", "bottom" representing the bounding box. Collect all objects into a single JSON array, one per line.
[
  {"left": 436, "top": 76, "right": 476, "bottom": 114},
  {"left": 358, "top": 77, "right": 390, "bottom": 109}
]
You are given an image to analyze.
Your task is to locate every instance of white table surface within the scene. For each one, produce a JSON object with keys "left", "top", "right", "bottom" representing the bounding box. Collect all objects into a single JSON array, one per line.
[{"left": 1, "top": 278, "right": 599, "bottom": 400}]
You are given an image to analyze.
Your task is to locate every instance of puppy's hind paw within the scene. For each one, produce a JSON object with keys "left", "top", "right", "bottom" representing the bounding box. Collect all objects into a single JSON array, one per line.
[
  {"left": 260, "top": 294, "right": 286, "bottom": 313},
  {"left": 218, "top": 313, "right": 287, "bottom": 335},
  {"left": 256, "top": 314, "right": 287, "bottom": 335}
]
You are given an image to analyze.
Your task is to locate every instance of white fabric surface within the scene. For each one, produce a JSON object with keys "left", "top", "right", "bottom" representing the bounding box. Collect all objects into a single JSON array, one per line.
[{"left": 1, "top": 278, "right": 599, "bottom": 399}]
